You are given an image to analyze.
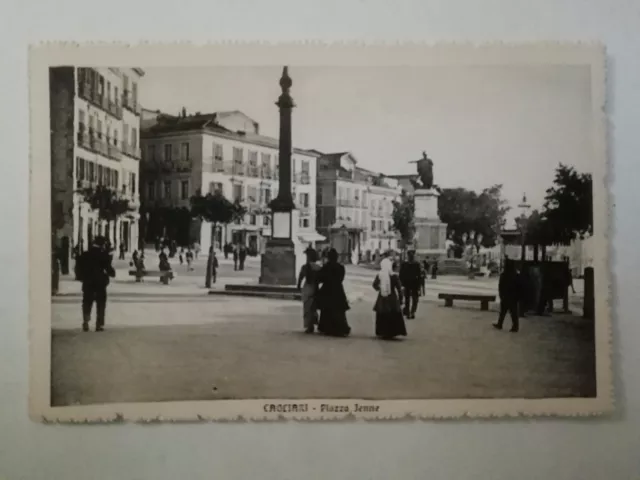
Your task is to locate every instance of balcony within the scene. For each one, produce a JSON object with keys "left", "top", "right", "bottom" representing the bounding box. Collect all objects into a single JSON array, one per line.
[
  {"left": 122, "top": 90, "right": 141, "bottom": 116},
  {"left": 108, "top": 100, "right": 123, "bottom": 119},
  {"left": 231, "top": 162, "right": 245, "bottom": 176},
  {"left": 246, "top": 164, "right": 260, "bottom": 178},
  {"left": 298, "top": 173, "right": 311, "bottom": 185},
  {"left": 260, "top": 167, "right": 273, "bottom": 179},
  {"left": 107, "top": 142, "right": 122, "bottom": 161},
  {"left": 121, "top": 143, "right": 141, "bottom": 159}
]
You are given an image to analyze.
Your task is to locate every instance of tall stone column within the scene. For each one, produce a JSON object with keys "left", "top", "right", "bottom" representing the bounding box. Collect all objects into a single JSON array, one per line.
[{"left": 259, "top": 67, "right": 299, "bottom": 285}]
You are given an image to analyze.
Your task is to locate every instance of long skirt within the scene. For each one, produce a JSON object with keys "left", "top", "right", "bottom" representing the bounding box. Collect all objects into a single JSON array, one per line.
[
  {"left": 301, "top": 287, "right": 318, "bottom": 329},
  {"left": 375, "top": 311, "right": 407, "bottom": 338},
  {"left": 318, "top": 307, "right": 351, "bottom": 337}
]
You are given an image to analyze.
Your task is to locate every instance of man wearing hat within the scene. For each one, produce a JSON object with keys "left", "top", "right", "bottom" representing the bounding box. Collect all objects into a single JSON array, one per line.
[
  {"left": 76, "top": 236, "right": 116, "bottom": 332},
  {"left": 399, "top": 249, "right": 422, "bottom": 319}
]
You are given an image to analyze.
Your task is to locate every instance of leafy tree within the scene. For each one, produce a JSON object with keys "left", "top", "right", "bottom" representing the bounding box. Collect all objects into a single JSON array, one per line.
[
  {"left": 391, "top": 191, "right": 415, "bottom": 251},
  {"left": 190, "top": 191, "right": 235, "bottom": 287},
  {"left": 77, "top": 185, "right": 134, "bottom": 245},
  {"left": 437, "top": 184, "right": 510, "bottom": 254},
  {"left": 542, "top": 164, "right": 593, "bottom": 245},
  {"left": 231, "top": 197, "right": 248, "bottom": 224}
]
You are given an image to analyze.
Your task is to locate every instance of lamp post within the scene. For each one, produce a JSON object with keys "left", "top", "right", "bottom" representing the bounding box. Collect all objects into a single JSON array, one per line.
[{"left": 518, "top": 193, "right": 531, "bottom": 262}]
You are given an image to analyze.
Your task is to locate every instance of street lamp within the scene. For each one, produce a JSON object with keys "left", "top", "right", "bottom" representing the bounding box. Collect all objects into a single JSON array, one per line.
[{"left": 517, "top": 193, "right": 531, "bottom": 262}]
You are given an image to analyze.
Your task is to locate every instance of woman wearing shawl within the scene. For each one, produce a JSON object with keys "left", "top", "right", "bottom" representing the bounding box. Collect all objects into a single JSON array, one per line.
[
  {"left": 297, "top": 248, "right": 321, "bottom": 333},
  {"left": 373, "top": 257, "right": 407, "bottom": 340},
  {"left": 316, "top": 248, "right": 351, "bottom": 337}
]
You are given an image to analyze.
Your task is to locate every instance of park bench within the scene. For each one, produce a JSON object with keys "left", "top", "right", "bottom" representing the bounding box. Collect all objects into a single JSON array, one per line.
[
  {"left": 128, "top": 270, "right": 175, "bottom": 285},
  {"left": 438, "top": 293, "right": 496, "bottom": 311}
]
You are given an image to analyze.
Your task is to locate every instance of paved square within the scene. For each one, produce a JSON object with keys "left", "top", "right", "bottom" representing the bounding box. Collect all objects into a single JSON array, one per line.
[{"left": 51, "top": 281, "right": 596, "bottom": 406}]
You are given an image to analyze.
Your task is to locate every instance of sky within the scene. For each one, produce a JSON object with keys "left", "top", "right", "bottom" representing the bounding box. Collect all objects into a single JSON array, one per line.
[{"left": 139, "top": 65, "right": 594, "bottom": 227}]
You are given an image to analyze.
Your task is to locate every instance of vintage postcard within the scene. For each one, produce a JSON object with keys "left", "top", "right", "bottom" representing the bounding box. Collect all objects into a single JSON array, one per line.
[{"left": 29, "top": 43, "right": 612, "bottom": 422}]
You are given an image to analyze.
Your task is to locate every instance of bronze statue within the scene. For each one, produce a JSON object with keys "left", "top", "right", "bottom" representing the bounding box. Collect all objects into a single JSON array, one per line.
[{"left": 410, "top": 151, "right": 434, "bottom": 190}]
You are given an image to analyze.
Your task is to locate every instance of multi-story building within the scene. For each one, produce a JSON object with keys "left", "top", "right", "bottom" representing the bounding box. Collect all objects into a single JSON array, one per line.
[
  {"left": 140, "top": 110, "right": 324, "bottom": 254},
  {"left": 50, "top": 66, "right": 144, "bottom": 269},
  {"left": 316, "top": 152, "right": 401, "bottom": 263}
]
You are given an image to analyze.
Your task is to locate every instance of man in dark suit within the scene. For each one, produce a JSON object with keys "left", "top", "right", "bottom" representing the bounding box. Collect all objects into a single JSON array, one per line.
[
  {"left": 399, "top": 250, "right": 422, "bottom": 319},
  {"left": 493, "top": 260, "right": 522, "bottom": 333},
  {"left": 76, "top": 236, "right": 116, "bottom": 332}
]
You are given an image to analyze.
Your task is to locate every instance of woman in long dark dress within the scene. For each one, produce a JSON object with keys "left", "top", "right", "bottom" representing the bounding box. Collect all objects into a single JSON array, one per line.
[
  {"left": 316, "top": 248, "right": 351, "bottom": 337},
  {"left": 373, "top": 258, "right": 407, "bottom": 339}
]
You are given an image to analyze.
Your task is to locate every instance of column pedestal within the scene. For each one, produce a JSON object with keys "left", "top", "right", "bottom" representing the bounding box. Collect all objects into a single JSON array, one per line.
[
  {"left": 413, "top": 188, "right": 448, "bottom": 260},
  {"left": 259, "top": 238, "right": 297, "bottom": 285}
]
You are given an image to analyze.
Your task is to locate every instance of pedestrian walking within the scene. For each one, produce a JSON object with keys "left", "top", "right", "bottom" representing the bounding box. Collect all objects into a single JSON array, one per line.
[
  {"left": 493, "top": 260, "right": 522, "bottom": 333},
  {"left": 399, "top": 250, "right": 422, "bottom": 319},
  {"left": 297, "top": 248, "right": 321, "bottom": 333},
  {"left": 233, "top": 245, "right": 239, "bottom": 271},
  {"left": 186, "top": 248, "right": 194, "bottom": 271},
  {"left": 211, "top": 250, "right": 219, "bottom": 283},
  {"left": 118, "top": 242, "right": 125, "bottom": 260},
  {"left": 238, "top": 244, "right": 247, "bottom": 271},
  {"left": 373, "top": 258, "right": 407, "bottom": 340},
  {"left": 316, "top": 248, "right": 351, "bottom": 337},
  {"left": 179, "top": 248, "right": 184, "bottom": 266},
  {"left": 76, "top": 236, "right": 116, "bottom": 332},
  {"left": 194, "top": 242, "right": 200, "bottom": 259}
]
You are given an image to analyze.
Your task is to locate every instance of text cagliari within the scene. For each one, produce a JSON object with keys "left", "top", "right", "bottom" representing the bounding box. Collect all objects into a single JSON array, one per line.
[{"left": 262, "top": 403, "right": 380, "bottom": 413}]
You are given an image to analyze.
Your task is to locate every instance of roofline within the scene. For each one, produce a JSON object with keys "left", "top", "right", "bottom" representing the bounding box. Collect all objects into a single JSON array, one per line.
[
  {"left": 133, "top": 68, "right": 145, "bottom": 77},
  {"left": 141, "top": 127, "right": 320, "bottom": 157}
]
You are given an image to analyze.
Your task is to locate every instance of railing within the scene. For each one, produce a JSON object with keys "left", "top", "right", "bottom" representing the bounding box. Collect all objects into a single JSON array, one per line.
[
  {"left": 107, "top": 143, "right": 122, "bottom": 161},
  {"left": 122, "top": 90, "right": 141, "bottom": 116},
  {"left": 260, "top": 167, "right": 274, "bottom": 179},
  {"left": 246, "top": 164, "right": 260, "bottom": 178},
  {"left": 121, "top": 143, "right": 141, "bottom": 159},
  {"left": 298, "top": 173, "right": 311, "bottom": 185}
]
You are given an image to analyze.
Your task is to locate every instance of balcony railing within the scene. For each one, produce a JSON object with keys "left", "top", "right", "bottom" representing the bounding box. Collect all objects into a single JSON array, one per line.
[
  {"left": 298, "top": 173, "right": 311, "bottom": 185},
  {"left": 121, "top": 143, "right": 141, "bottom": 159},
  {"left": 246, "top": 164, "right": 260, "bottom": 177},
  {"left": 122, "top": 91, "right": 141, "bottom": 116}
]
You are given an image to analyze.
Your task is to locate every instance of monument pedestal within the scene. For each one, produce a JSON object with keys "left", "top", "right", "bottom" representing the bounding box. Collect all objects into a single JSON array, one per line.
[
  {"left": 413, "top": 188, "right": 448, "bottom": 260},
  {"left": 258, "top": 209, "right": 301, "bottom": 286}
]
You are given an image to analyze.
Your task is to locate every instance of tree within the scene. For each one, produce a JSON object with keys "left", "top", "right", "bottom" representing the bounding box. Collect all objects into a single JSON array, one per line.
[
  {"left": 542, "top": 164, "right": 593, "bottom": 245},
  {"left": 391, "top": 190, "right": 415, "bottom": 252},
  {"left": 77, "top": 185, "right": 134, "bottom": 246},
  {"left": 190, "top": 191, "right": 235, "bottom": 288},
  {"left": 437, "top": 184, "right": 510, "bottom": 255}
]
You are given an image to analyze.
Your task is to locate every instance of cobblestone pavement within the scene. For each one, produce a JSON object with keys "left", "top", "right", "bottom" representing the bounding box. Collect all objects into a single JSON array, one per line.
[{"left": 51, "top": 290, "right": 596, "bottom": 406}]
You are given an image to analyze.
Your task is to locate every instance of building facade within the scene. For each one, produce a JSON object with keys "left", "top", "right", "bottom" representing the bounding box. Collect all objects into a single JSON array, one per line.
[
  {"left": 50, "top": 66, "right": 144, "bottom": 269},
  {"left": 316, "top": 152, "right": 400, "bottom": 263},
  {"left": 140, "top": 110, "right": 324, "bottom": 254}
]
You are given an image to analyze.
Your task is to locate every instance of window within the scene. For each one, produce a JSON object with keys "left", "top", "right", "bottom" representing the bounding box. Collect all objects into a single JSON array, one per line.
[
  {"left": 78, "top": 110, "right": 85, "bottom": 128},
  {"left": 148, "top": 144, "right": 155, "bottom": 161},
  {"left": 232, "top": 184, "right": 243, "bottom": 201},
  {"left": 107, "top": 81, "right": 111, "bottom": 102},
  {"left": 232, "top": 147, "right": 243, "bottom": 163},
  {"left": 209, "top": 182, "right": 223, "bottom": 195},
  {"left": 164, "top": 144, "right": 172, "bottom": 162},
  {"left": 371, "top": 220, "right": 376, "bottom": 231},
  {"left": 181, "top": 142, "right": 189, "bottom": 160},
  {"left": 249, "top": 214, "right": 257, "bottom": 226},
  {"left": 180, "top": 180, "right": 189, "bottom": 200},
  {"left": 263, "top": 215, "right": 270, "bottom": 226},
  {"left": 96, "top": 119, "right": 102, "bottom": 139},
  {"left": 299, "top": 193, "right": 309, "bottom": 208},
  {"left": 97, "top": 165, "right": 104, "bottom": 185},
  {"left": 248, "top": 151, "right": 258, "bottom": 164},
  {"left": 264, "top": 188, "right": 271, "bottom": 204},
  {"left": 131, "top": 128, "right": 137, "bottom": 148},
  {"left": 123, "top": 124, "right": 129, "bottom": 144},
  {"left": 163, "top": 181, "right": 171, "bottom": 198},
  {"left": 130, "top": 172, "right": 136, "bottom": 195},
  {"left": 76, "top": 157, "right": 84, "bottom": 181},
  {"left": 113, "top": 129, "right": 118, "bottom": 146},
  {"left": 247, "top": 186, "right": 258, "bottom": 204},
  {"left": 114, "top": 86, "right": 119, "bottom": 106},
  {"left": 106, "top": 125, "right": 111, "bottom": 142},
  {"left": 300, "top": 218, "right": 310, "bottom": 228},
  {"left": 98, "top": 76, "right": 104, "bottom": 99},
  {"left": 114, "top": 170, "right": 119, "bottom": 189},
  {"left": 260, "top": 153, "right": 271, "bottom": 174},
  {"left": 132, "top": 82, "right": 138, "bottom": 105},
  {"left": 88, "top": 161, "right": 95, "bottom": 182},
  {"left": 213, "top": 143, "right": 223, "bottom": 160}
]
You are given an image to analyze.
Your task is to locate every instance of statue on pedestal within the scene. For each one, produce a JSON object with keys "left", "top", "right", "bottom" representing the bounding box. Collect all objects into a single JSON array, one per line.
[{"left": 410, "top": 151, "right": 434, "bottom": 190}]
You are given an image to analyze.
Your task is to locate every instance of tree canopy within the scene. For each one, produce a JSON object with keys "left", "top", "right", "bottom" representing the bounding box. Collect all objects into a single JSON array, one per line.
[
  {"left": 541, "top": 164, "right": 593, "bottom": 244},
  {"left": 190, "top": 191, "right": 235, "bottom": 225},
  {"left": 391, "top": 191, "right": 415, "bottom": 249},
  {"left": 437, "top": 184, "right": 510, "bottom": 249},
  {"left": 77, "top": 185, "right": 134, "bottom": 223}
]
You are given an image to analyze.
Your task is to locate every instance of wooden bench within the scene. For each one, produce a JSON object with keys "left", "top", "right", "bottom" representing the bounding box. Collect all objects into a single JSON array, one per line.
[
  {"left": 128, "top": 270, "right": 175, "bottom": 285},
  {"left": 438, "top": 293, "right": 496, "bottom": 311}
]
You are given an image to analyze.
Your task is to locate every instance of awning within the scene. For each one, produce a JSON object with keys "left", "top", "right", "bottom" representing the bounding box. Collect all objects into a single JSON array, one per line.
[{"left": 299, "top": 231, "right": 326, "bottom": 242}]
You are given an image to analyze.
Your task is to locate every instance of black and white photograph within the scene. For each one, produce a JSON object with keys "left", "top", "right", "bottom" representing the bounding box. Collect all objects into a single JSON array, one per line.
[{"left": 30, "top": 44, "right": 611, "bottom": 421}]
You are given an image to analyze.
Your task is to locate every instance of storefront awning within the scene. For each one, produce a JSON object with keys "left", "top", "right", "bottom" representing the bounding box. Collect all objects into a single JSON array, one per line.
[{"left": 299, "top": 231, "right": 326, "bottom": 243}]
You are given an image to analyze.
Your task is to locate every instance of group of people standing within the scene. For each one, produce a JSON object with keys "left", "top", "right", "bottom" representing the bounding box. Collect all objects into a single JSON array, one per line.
[{"left": 297, "top": 248, "right": 429, "bottom": 340}]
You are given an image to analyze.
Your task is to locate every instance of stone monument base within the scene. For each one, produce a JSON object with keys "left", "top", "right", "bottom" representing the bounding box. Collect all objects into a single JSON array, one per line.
[
  {"left": 259, "top": 238, "right": 297, "bottom": 285},
  {"left": 412, "top": 188, "right": 448, "bottom": 261}
]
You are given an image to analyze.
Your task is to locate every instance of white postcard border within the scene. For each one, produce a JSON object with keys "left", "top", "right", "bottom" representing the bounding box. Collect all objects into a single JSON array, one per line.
[{"left": 29, "top": 42, "right": 613, "bottom": 422}]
